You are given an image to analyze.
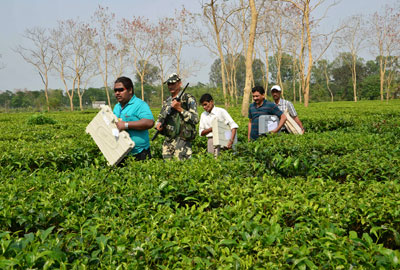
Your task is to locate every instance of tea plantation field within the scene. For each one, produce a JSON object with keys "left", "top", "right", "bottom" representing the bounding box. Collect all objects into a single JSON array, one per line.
[{"left": 0, "top": 100, "right": 400, "bottom": 269}]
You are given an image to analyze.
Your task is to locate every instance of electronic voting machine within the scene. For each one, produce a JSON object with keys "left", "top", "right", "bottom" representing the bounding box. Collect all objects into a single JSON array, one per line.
[
  {"left": 86, "top": 105, "right": 135, "bottom": 166},
  {"left": 211, "top": 118, "right": 237, "bottom": 148},
  {"left": 258, "top": 115, "right": 279, "bottom": 135}
]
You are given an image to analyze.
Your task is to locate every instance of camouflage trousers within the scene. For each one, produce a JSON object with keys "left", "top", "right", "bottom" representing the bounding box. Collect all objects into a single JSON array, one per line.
[{"left": 162, "top": 137, "right": 193, "bottom": 160}]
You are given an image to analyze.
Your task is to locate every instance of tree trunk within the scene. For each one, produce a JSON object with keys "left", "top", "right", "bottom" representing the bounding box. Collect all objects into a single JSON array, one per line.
[
  {"left": 263, "top": 36, "right": 270, "bottom": 95},
  {"left": 298, "top": 17, "right": 305, "bottom": 105},
  {"left": 386, "top": 68, "right": 394, "bottom": 103},
  {"left": 77, "top": 75, "right": 84, "bottom": 111},
  {"left": 276, "top": 51, "right": 282, "bottom": 94},
  {"left": 210, "top": 0, "right": 229, "bottom": 107},
  {"left": 104, "top": 30, "right": 111, "bottom": 107},
  {"left": 39, "top": 71, "right": 51, "bottom": 111},
  {"left": 141, "top": 76, "right": 145, "bottom": 100},
  {"left": 303, "top": 4, "right": 313, "bottom": 107},
  {"left": 43, "top": 72, "right": 50, "bottom": 112},
  {"left": 160, "top": 67, "right": 165, "bottom": 107},
  {"left": 241, "top": 0, "right": 258, "bottom": 117},
  {"left": 292, "top": 53, "right": 297, "bottom": 103},
  {"left": 44, "top": 82, "right": 50, "bottom": 111},
  {"left": 352, "top": 55, "right": 357, "bottom": 102},
  {"left": 379, "top": 55, "right": 386, "bottom": 102},
  {"left": 324, "top": 63, "right": 334, "bottom": 102}
]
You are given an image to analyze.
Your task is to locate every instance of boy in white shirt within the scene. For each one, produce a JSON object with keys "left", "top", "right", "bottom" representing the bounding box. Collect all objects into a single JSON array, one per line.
[{"left": 199, "top": 93, "right": 239, "bottom": 156}]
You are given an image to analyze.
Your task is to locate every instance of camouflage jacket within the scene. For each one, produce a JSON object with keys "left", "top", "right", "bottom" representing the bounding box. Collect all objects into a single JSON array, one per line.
[{"left": 157, "top": 92, "right": 199, "bottom": 141}]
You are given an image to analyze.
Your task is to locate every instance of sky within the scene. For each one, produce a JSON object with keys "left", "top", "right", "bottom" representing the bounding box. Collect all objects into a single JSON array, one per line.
[{"left": 0, "top": 0, "right": 397, "bottom": 92}]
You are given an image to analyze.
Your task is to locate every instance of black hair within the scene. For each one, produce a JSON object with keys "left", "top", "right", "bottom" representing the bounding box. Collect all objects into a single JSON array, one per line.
[
  {"left": 200, "top": 93, "right": 213, "bottom": 104},
  {"left": 252, "top": 86, "right": 265, "bottom": 95},
  {"left": 115, "top": 76, "right": 134, "bottom": 93}
]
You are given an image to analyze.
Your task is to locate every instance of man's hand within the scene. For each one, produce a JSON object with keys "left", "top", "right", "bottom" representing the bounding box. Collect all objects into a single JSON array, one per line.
[
  {"left": 270, "top": 128, "right": 279, "bottom": 134},
  {"left": 116, "top": 121, "right": 125, "bottom": 131},
  {"left": 226, "top": 140, "right": 233, "bottom": 149},
  {"left": 201, "top": 127, "right": 212, "bottom": 136},
  {"left": 155, "top": 122, "right": 163, "bottom": 131},
  {"left": 171, "top": 99, "right": 183, "bottom": 112}
]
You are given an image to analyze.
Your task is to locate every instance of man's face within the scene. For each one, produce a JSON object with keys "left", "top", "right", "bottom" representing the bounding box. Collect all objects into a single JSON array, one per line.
[
  {"left": 252, "top": 91, "right": 265, "bottom": 106},
  {"left": 271, "top": 89, "right": 281, "bottom": 101},
  {"left": 201, "top": 100, "right": 214, "bottom": 113},
  {"left": 114, "top": 82, "right": 132, "bottom": 104},
  {"left": 167, "top": 81, "right": 182, "bottom": 97}
]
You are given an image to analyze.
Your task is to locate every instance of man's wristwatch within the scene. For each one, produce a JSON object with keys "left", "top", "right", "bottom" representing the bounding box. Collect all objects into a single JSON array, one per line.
[{"left": 125, "top": 122, "right": 129, "bottom": 130}]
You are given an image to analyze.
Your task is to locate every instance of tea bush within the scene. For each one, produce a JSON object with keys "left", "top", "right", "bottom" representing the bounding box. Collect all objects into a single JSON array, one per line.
[
  {"left": 0, "top": 100, "right": 399, "bottom": 269},
  {"left": 26, "top": 113, "right": 57, "bottom": 125}
]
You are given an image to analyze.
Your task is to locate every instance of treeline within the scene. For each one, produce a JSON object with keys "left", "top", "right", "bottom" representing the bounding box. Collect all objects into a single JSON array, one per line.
[
  {"left": 209, "top": 53, "right": 400, "bottom": 103},
  {"left": 0, "top": 83, "right": 226, "bottom": 111},
  {"left": 2, "top": 50, "right": 400, "bottom": 111}
]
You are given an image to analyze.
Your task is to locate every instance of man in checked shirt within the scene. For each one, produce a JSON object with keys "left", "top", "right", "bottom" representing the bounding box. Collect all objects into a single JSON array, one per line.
[{"left": 270, "top": 85, "right": 305, "bottom": 133}]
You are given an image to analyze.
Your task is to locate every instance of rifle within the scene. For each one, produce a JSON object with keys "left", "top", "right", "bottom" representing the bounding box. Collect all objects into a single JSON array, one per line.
[{"left": 152, "top": 83, "right": 189, "bottom": 141}]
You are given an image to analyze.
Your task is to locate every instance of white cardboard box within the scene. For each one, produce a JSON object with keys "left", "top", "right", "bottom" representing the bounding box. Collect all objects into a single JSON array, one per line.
[
  {"left": 258, "top": 115, "right": 279, "bottom": 135},
  {"left": 211, "top": 118, "right": 237, "bottom": 147},
  {"left": 86, "top": 105, "right": 135, "bottom": 166}
]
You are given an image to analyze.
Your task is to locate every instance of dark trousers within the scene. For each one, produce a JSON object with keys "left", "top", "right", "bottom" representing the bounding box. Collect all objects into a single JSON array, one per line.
[
  {"left": 132, "top": 147, "right": 152, "bottom": 161},
  {"left": 117, "top": 148, "right": 151, "bottom": 166}
]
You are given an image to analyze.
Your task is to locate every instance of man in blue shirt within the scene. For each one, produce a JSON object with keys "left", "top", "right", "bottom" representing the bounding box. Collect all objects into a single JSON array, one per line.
[
  {"left": 248, "top": 86, "right": 287, "bottom": 141},
  {"left": 113, "top": 76, "right": 154, "bottom": 160}
]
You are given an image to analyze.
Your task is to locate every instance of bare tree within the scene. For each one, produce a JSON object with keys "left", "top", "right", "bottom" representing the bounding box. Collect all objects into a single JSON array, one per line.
[
  {"left": 241, "top": 0, "right": 259, "bottom": 116},
  {"left": 50, "top": 21, "right": 74, "bottom": 111},
  {"left": 336, "top": 15, "right": 366, "bottom": 102},
  {"left": 369, "top": 4, "right": 400, "bottom": 101},
  {"left": 281, "top": 0, "right": 339, "bottom": 107},
  {"left": 228, "top": 0, "right": 262, "bottom": 103},
  {"left": 68, "top": 20, "right": 97, "bottom": 111},
  {"left": 255, "top": 2, "right": 275, "bottom": 97},
  {"left": 385, "top": 56, "right": 399, "bottom": 102},
  {"left": 267, "top": 1, "right": 296, "bottom": 95},
  {"left": 317, "top": 59, "right": 334, "bottom": 102},
  {"left": 153, "top": 17, "right": 175, "bottom": 106},
  {"left": 200, "top": 0, "right": 242, "bottom": 107},
  {"left": 90, "top": 5, "right": 115, "bottom": 106},
  {"left": 287, "top": 42, "right": 299, "bottom": 102},
  {"left": 171, "top": 7, "right": 195, "bottom": 76},
  {"left": 111, "top": 34, "right": 129, "bottom": 80},
  {"left": 121, "top": 17, "right": 156, "bottom": 100},
  {"left": 222, "top": 5, "right": 246, "bottom": 105},
  {"left": 256, "top": 33, "right": 270, "bottom": 96},
  {"left": 50, "top": 19, "right": 95, "bottom": 111},
  {"left": 15, "top": 27, "right": 54, "bottom": 111}
]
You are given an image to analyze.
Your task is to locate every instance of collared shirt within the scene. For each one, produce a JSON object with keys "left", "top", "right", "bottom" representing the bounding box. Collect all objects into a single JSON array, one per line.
[
  {"left": 113, "top": 95, "right": 154, "bottom": 155},
  {"left": 199, "top": 106, "right": 239, "bottom": 137},
  {"left": 276, "top": 98, "right": 297, "bottom": 117},
  {"left": 248, "top": 100, "right": 282, "bottom": 140}
]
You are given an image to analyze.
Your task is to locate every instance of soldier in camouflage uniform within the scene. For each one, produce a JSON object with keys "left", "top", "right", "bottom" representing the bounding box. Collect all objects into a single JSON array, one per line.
[{"left": 155, "top": 73, "right": 199, "bottom": 160}]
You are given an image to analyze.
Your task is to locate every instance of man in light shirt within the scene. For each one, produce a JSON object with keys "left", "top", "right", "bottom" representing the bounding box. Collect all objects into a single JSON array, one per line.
[{"left": 199, "top": 93, "right": 239, "bottom": 156}]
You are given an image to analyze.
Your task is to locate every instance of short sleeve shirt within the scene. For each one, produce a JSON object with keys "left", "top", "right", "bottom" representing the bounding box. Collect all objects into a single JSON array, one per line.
[
  {"left": 276, "top": 98, "right": 297, "bottom": 117},
  {"left": 113, "top": 95, "right": 154, "bottom": 155},
  {"left": 199, "top": 106, "right": 239, "bottom": 137},
  {"left": 248, "top": 100, "right": 283, "bottom": 140}
]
